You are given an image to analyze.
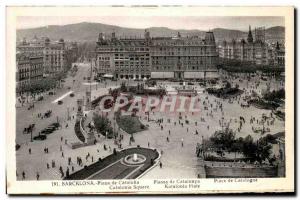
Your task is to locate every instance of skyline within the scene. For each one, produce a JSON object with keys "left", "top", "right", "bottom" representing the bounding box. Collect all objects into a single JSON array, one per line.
[{"left": 17, "top": 16, "right": 284, "bottom": 31}]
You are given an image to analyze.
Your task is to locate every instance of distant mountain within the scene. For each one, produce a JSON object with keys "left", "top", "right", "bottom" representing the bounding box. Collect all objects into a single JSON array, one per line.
[
  {"left": 16, "top": 22, "right": 285, "bottom": 43},
  {"left": 212, "top": 28, "right": 247, "bottom": 41},
  {"left": 265, "top": 26, "right": 285, "bottom": 40}
]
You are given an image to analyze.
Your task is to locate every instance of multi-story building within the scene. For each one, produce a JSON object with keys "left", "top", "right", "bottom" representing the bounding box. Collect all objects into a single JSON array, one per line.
[
  {"left": 16, "top": 53, "right": 31, "bottom": 91},
  {"left": 17, "top": 36, "right": 67, "bottom": 76},
  {"left": 219, "top": 26, "right": 285, "bottom": 66},
  {"left": 16, "top": 51, "right": 43, "bottom": 93},
  {"left": 16, "top": 36, "right": 78, "bottom": 94},
  {"left": 95, "top": 30, "right": 219, "bottom": 80},
  {"left": 43, "top": 38, "right": 66, "bottom": 75}
]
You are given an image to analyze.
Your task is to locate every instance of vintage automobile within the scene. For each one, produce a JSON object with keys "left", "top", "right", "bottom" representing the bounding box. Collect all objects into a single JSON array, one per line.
[{"left": 33, "top": 134, "right": 47, "bottom": 141}]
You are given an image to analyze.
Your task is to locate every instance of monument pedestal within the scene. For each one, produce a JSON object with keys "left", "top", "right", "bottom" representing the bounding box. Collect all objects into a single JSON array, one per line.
[
  {"left": 76, "top": 99, "right": 84, "bottom": 121},
  {"left": 86, "top": 130, "right": 96, "bottom": 145},
  {"left": 85, "top": 91, "right": 91, "bottom": 111}
]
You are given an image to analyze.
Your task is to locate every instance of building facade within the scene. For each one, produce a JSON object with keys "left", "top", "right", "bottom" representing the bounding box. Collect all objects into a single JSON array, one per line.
[
  {"left": 16, "top": 52, "right": 44, "bottom": 93},
  {"left": 43, "top": 38, "right": 66, "bottom": 75},
  {"left": 95, "top": 30, "right": 219, "bottom": 80},
  {"left": 17, "top": 36, "right": 68, "bottom": 76},
  {"left": 219, "top": 26, "right": 285, "bottom": 66},
  {"left": 16, "top": 36, "right": 78, "bottom": 93}
]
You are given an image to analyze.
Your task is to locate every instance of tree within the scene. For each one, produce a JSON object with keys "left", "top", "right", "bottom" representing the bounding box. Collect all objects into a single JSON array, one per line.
[
  {"left": 256, "top": 137, "right": 272, "bottom": 163},
  {"left": 210, "top": 128, "right": 236, "bottom": 151},
  {"left": 242, "top": 135, "right": 257, "bottom": 159},
  {"left": 92, "top": 113, "right": 115, "bottom": 138}
]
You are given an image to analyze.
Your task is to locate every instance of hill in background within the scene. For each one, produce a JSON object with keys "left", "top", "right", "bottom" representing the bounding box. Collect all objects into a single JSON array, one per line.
[{"left": 17, "top": 22, "right": 285, "bottom": 43}]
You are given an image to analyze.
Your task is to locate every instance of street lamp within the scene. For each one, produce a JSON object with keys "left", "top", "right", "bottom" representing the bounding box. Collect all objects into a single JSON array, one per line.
[
  {"left": 30, "top": 129, "right": 33, "bottom": 142},
  {"left": 67, "top": 107, "right": 70, "bottom": 121}
]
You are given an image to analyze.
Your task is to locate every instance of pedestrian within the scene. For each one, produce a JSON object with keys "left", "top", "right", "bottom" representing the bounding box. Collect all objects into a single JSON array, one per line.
[
  {"left": 36, "top": 172, "right": 40, "bottom": 180},
  {"left": 66, "top": 168, "right": 70, "bottom": 177},
  {"left": 159, "top": 162, "right": 162, "bottom": 168},
  {"left": 22, "top": 171, "right": 25, "bottom": 180},
  {"left": 61, "top": 152, "right": 64, "bottom": 158},
  {"left": 47, "top": 163, "right": 49, "bottom": 169},
  {"left": 28, "top": 148, "right": 31, "bottom": 154},
  {"left": 166, "top": 137, "right": 169, "bottom": 142}
]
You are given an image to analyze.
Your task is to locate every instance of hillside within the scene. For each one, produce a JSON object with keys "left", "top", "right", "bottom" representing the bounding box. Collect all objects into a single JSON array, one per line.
[{"left": 17, "top": 22, "right": 285, "bottom": 43}]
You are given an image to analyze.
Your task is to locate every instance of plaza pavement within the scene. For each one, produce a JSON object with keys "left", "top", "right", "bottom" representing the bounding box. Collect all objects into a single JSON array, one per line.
[{"left": 15, "top": 69, "right": 285, "bottom": 180}]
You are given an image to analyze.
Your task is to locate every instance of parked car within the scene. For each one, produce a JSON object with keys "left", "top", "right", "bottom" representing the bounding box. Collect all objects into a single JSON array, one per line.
[
  {"left": 33, "top": 134, "right": 47, "bottom": 141},
  {"left": 46, "top": 127, "right": 56, "bottom": 131},
  {"left": 51, "top": 122, "right": 60, "bottom": 128},
  {"left": 58, "top": 100, "right": 63, "bottom": 105},
  {"left": 47, "top": 125, "right": 58, "bottom": 131},
  {"left": 48, "top": 91, "right": 54, "bottom": 95},
  {"left": 41, "top": 129, "right": 52, "bottom": 134},
  {"left": 70, "top": 93, "right": 75, "bottom": 97}
]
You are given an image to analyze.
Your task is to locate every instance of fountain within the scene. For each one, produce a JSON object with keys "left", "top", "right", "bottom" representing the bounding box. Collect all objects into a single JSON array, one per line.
[
  {"left": 133, "top": 153, "right": 138, "bottom": 162},
  {"left": 123, "top": 153, "right": 146, "bottom": 165}
]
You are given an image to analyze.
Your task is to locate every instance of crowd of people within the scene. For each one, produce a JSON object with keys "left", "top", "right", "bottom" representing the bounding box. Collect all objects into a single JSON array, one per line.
[{"left": 16, "top": 71, "right": 285, "bottom": 180}]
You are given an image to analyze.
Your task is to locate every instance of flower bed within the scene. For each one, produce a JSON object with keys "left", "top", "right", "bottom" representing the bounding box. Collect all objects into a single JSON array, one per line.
[
  {"left": 116, "top": 115, "right": 146, "bottom": 134},
  {"left": 206, "top": 87, "right": 243, "bottom": 99},
  {"left": 74, "top": 121, "right": 85, "bottom": 143}
]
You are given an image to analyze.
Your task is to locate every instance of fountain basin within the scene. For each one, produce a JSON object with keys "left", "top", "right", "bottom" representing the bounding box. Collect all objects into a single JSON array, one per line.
[{"left": 123, "top": 154, "right": 146, "bottom": 165}]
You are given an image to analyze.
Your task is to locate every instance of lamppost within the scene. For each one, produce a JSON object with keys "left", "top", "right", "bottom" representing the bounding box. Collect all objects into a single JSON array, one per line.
[
  {"left": 30, "top": 129, "right": 33, "bottom": 142},
  {"left": 67, "top": 107, "right": 70, "bottom": 121}
]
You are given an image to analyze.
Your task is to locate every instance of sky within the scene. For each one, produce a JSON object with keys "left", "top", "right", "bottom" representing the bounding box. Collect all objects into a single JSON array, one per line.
[{"left": 17, "top": 16, "right": 284, "bottom": 31}]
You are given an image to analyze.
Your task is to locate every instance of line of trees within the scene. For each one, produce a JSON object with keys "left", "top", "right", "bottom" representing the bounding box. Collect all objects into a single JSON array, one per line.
[
  {"left": 218, "top": 58, "right": 284, "bottom": 74},
  {"left": 17, "top": 72, "right": 67, "bottom": 96},
  {"left": 208, "top": 128, "right": 273, "bottom": 163}
]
